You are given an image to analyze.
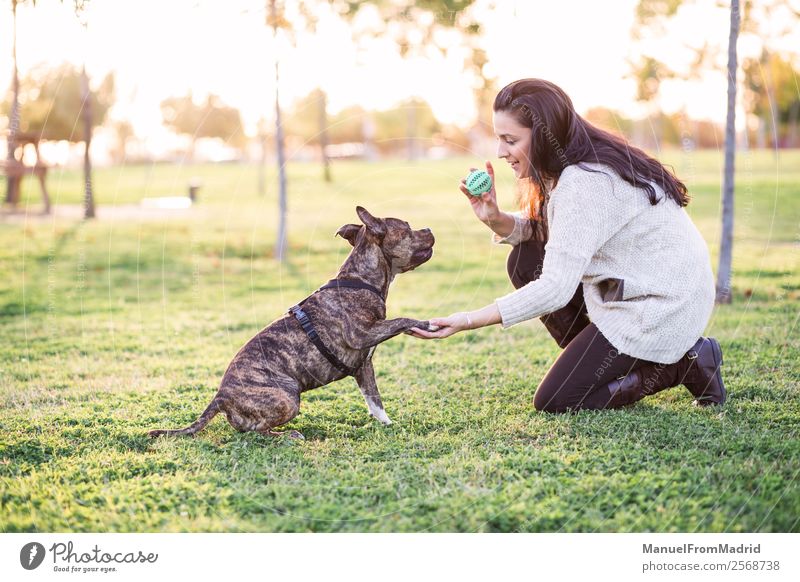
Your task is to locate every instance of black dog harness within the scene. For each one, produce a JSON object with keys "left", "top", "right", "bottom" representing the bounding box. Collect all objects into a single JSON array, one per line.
[{"left": 289, "top": 278, "right": 385, "bottom": 376}]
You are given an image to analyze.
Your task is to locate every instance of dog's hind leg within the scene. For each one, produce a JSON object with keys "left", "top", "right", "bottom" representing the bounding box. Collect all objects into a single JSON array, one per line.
[
  {"left": 148, "top": 397, "right": 221, "bottom": 438},
  {"left": 354, "top": 355, "right": 392, "bottom": 425},
  {"left": 218, "top": 384, "right": 303, "bottom": 439}
]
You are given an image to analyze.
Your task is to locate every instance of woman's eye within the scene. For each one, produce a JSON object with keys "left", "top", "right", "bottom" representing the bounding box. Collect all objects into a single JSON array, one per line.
[{"left": 506, "top": 140, "right": 516, "bottom": 145}]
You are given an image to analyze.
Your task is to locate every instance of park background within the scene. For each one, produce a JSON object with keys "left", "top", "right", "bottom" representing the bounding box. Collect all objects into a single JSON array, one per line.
[{"left": 0, "top": 0, "right": 798, "bottom": 532}]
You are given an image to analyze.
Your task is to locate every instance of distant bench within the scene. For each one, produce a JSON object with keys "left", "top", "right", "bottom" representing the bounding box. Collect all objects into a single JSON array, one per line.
[
  {"left": 3, "top": 132, "right": 52, "bottom": 214},
  {"left": 1, "top": 159, "right": 51, "bottom": 213}
]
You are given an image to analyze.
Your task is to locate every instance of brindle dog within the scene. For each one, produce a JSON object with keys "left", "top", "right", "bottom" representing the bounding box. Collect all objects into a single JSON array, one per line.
[{"left": 148, "top": 206, "right": 435, "bottom": 440}]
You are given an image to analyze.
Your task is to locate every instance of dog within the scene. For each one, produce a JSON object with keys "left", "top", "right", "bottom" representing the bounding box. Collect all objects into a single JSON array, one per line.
[{"left": 148, "top": 206, "right": 435, "bottom": 440}]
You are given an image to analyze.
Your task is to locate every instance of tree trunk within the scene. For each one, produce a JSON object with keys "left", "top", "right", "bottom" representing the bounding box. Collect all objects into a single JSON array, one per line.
[
  {"left": 5, "top": 0, "right": 20, "bottom": 206},
  {"left": 318, "top": 90, "right": 331, "bottom": 183},
  {"left": 716, "top": 0, "right": 740, "bottom": 304},
  {"left": 788, "top": 101, "right": 800, "bottom": 148},
  {"left": 81, "top": 65, "right": 95, "bottom": 219},
  {"left": 407, "top": 101, "right": 417, "bottom": 161},
  {"left": 258, "top": 129, "right": 267, "bottom": 197},
  {"left": 763, "top": 52, "right": 779, "bottom": 156},
  {"left": 362, "top": 114, "right": 377, "bottom": 161},
  {"left": 271, "top": 0, "right": 288, "bottom": 263}
]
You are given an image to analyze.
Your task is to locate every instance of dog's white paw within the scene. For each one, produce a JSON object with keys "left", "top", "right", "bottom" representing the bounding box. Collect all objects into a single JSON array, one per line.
[
  {"left": 370, "top": 409, "right": 392, "bottom": 425},
  {"left": 427, "top": 324, "right": 440, "bottom": 332}
]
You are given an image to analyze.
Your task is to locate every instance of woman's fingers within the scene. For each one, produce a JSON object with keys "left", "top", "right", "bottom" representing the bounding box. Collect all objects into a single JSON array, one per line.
[
  {"left": 406, "top": 318, "right": 453, "bottom": 339},
  {"left": 407, "top": 326, "right": 441, "bottom": 339}
]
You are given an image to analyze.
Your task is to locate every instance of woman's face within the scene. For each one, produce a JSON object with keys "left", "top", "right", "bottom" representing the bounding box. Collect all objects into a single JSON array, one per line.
[{"left": 493, "top": 109, "right": 532, "bottom": 179}]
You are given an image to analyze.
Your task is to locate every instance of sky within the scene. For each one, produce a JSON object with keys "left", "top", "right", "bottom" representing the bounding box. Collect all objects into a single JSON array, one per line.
[{"left": 2, "top": 0, "right": 797, "bottom": 154}]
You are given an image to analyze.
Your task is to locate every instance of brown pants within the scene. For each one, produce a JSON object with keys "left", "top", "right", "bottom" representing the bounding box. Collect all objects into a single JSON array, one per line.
[{"left": 506, "top": 239, "right": 669, "bottom": 413}]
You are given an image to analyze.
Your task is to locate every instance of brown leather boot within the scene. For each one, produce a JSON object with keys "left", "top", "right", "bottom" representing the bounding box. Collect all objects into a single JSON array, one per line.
[
  {"left": 604, "top": 369, "right": 649, "bottom": 408},
  {"left": 604, "top": 338, "right": 727, "bottom": 409},
  {"left": 603, "top": 361, "right": 680, "bottom": 408},
  {"left": 677, "top": 337, "right": 727, "bottom": 407}
]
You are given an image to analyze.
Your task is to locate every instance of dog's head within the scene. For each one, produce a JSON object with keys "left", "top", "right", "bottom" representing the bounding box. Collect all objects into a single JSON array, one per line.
[{"left": 335, "top": 206, "right": 435, "bottom": 274}]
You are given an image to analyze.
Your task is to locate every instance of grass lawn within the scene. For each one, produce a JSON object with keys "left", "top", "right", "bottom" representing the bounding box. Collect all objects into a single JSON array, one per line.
[{"left": 1, "top": 150, "right": 798, "bottom": 532}]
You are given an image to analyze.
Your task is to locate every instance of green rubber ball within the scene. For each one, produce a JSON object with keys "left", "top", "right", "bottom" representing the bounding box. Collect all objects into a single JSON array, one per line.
[{"left": 465, "top": 169, "right": 493, "bottom": 196}]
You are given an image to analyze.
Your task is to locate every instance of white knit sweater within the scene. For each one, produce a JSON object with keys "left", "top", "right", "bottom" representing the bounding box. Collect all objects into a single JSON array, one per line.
[{"left": 492, "top": 162, "right": 716, "bottom": 365}]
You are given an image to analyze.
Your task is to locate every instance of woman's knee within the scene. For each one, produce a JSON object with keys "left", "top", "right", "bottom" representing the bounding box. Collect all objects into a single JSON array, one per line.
[{"left": 533, "top": 382, "right": 570, "bottom": 413}]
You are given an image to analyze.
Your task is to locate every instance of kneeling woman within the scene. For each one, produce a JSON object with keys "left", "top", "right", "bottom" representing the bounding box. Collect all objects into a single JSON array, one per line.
[{"left": 408, "top": 78, "right": 726, "bottom": 413}]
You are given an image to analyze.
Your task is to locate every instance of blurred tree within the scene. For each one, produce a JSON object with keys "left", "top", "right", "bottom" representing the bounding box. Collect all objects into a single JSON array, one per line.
[
  {"left": 2, "top": 63, "right": 114, "bottom": 141},
  {"left": 583, "top": 107, "right": 635, "bottom": 139},
  {"left": 265, "top": 0, "right": 340, "bottom": 260},
  {"left": 740, "top": 0, "right": 800, "bottom": 149},
  {"left": 717, "top": 0, "right": 740, "bottom": 304},
  {"left": 160, "top": 93, "right": 246, "bottom": 161},
  {"left": 256, "top": 116, "right": 271, "bottom": 197},
  {"left": 283, "top": 87, "right": 332, "bottom": 180},
  {"left": 4, "top": 0, "right": 23, "bottom": 205},
  {"left": 626, "top": 5, "right": 677, "bottom": 148},
  {"left": 336, "top": 0, "right": 480, "bottom": 160},
  {"left": 631, "top": 0, "right": 743, "bottom": 303},
  {"left": 110, "top": 119, "right": 134, "bottom": 164},
  {"left": 328, "top": 105, "right": 370, "bottom": 144},
  {"left": 373, "top": 98, "right": 440, "bottom": 154},
  {"left": 74, "top": 0, "right": 97, "bottom": 218},
  {"left": 743, "top": 50, "right": 800, "bottom": 149},
  {"left": 268, "top": 0, "right": 290, "bottom": 262},
  {"left": 633, "top": 0, "right": 799, "bottom": 150},
  {"left": 464, "top": 45, "right": 498, "bottom": 142}
]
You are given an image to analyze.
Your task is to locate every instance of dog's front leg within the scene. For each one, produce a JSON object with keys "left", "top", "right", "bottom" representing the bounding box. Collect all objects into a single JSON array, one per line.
[
  {"left": 354, "top": 355, "right": 392, "bottom": 425},
  {"left": 344, "top": 317, "right": 429, "bottom": 350}
]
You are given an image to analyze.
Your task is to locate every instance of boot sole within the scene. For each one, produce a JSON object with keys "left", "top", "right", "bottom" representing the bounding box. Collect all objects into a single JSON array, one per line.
[{"left": 695, "top": 337, "right": 727, "bottom": 407}]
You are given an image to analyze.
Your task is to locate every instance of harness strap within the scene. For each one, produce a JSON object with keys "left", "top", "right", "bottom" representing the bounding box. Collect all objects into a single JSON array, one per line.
[
  {"left": 289, "top": 305, "right": 357, "bottom": 376},
  {"left": 289, "top": 278, "right": 385, "bottom": 377}
]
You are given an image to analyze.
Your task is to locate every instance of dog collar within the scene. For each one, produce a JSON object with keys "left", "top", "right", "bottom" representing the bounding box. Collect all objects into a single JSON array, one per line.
[{"left": 318, "top": 278, "right": 385, "bottom": 301}]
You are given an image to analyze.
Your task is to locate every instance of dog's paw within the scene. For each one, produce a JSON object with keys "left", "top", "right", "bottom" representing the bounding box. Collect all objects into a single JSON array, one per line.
[
  {"left": 413, "top": 320, "right": 439, "bottom": 332},
  {"left": 370, "top": 410, "right": 393, "bottom": 425}
]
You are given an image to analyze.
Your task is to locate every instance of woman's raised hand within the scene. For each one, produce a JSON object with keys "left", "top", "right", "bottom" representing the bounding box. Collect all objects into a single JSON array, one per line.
[{"left": 460, "top": 160, "right": 499, "bottom": 225}]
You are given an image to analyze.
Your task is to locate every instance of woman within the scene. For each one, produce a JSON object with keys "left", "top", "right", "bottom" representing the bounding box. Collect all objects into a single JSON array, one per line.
[{"left": 407, "top": 78, "right": 726, "bottom": 413}]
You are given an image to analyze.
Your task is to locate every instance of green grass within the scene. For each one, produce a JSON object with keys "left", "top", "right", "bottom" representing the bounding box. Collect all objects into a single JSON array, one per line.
[{"left": 1, "top": 151, "right": 799, "bottom": 532}]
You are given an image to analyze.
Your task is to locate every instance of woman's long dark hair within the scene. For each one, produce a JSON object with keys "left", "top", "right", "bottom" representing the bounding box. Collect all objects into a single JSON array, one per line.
[{"left": 493, "top": 79, "right": 689, "bottom": 216}]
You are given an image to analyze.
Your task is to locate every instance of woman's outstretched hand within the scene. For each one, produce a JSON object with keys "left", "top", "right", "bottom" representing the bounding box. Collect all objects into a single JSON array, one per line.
[
  {"left": 461, "top": 160, "right": 499, "bottom": 225},
  {"left": 406, "top": 312, "right": 474, "bottom": 340}
]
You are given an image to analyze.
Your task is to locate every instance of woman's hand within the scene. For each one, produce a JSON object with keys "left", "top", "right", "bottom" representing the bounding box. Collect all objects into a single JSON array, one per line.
[
  {"left": 406, "top": 312, "right": 474, "bottom": 339},
  {"left": 461, "top": 160, "right": 500, "bottom": 225}
]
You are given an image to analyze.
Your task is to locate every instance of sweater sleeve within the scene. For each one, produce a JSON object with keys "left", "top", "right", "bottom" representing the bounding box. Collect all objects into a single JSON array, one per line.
[
  {"left": 494, "top": 166, "right": 624, "bottom": 328},
  {"left": 490, "top": 211, "right": 533, "bottom": 246}
]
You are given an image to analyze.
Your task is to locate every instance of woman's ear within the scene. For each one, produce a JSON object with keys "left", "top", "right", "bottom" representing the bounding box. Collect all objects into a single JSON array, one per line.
[
  {"left": 335, "top": 223, "right": 361, "bottom": 246},
  {"left": 356, "top": 206, "right": 386, "bottom": 239}
]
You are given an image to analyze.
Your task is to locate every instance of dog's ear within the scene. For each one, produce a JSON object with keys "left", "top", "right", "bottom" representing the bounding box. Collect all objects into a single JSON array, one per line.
[
  {"left": 356, "top": 206, "right": 386, "bottom": 239},
  {"left": 335, "top": 223, "right": 361, "bottom": 246}
]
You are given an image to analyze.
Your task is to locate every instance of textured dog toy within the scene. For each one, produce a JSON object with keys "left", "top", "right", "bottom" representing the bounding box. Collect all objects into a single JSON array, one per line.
[{"left": 465, "top": 170, "right": 492, "bottom": 196}]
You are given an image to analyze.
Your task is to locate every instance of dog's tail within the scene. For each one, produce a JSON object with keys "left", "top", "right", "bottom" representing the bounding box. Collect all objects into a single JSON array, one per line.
[{"left": 148, "top": 398, "right": 221, "bottom": 438}]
